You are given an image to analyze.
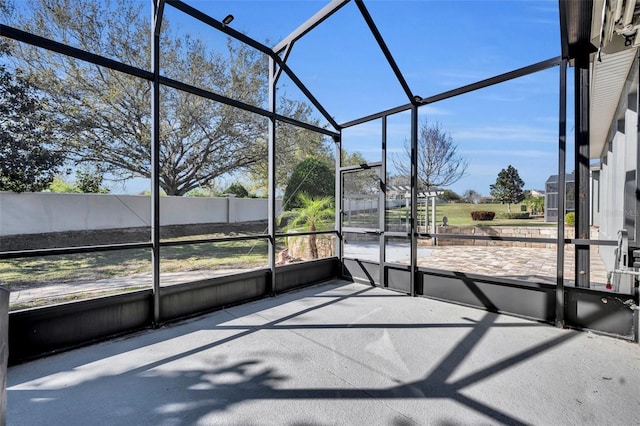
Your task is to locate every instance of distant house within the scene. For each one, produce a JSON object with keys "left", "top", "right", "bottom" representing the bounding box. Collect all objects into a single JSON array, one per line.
[
  {"left": 530, "top": 189, "right": 545, "bottom": 197},
  {"left": 544, "top": 173, "right": 575, "bottom": 222},
  {"left": 478, "top": 196, "right": 496, "bottom": 204}
]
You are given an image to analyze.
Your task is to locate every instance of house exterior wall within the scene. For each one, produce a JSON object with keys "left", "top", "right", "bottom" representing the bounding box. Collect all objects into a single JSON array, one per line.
[{"left": 597, "top": 92, "right": 638, "bottom": 246}]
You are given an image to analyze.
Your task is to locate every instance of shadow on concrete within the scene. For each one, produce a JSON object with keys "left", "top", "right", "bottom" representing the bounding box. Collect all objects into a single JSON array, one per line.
[{"left": 7, "top": 281, "right": 634, "bottom": 425}]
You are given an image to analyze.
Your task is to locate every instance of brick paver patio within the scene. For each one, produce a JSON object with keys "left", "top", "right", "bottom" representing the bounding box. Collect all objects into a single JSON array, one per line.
[{"left": 418, "top": 245, "right": 608, "bottom": 288}]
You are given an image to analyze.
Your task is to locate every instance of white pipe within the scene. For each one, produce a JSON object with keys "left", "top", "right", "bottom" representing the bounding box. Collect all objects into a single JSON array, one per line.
[
  {"left": 614, "top": 0, "right": 624, "bottom": 24},
  {"left": 622, "top": 0, "right": 636, "bottom": 26}
]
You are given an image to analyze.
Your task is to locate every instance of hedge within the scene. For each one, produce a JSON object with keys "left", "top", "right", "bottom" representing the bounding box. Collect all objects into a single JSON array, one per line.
[{"left": 470, "top": 211, "right": 495, "bottom": 221}]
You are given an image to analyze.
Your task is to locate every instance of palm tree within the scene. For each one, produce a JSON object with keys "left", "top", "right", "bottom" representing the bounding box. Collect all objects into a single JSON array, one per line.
[{"left": 280, "top": 193, "right": 334, "bottom": 259}]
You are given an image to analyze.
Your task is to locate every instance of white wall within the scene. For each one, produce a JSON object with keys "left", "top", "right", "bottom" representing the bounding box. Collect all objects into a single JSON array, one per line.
[
  {"left": 0, "top": 192, "right": 281, "bottom": 236},
  {"left": 598, "top": 105, "right": 638, "bottom": 243}
]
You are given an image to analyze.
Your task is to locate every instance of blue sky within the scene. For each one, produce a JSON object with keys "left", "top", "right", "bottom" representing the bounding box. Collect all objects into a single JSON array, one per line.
[
  {"left": 8, "top": 0, "right": 573, "bottom": 196},
  {"left": 175, "top": 0, "right": 573, "bottom": 196}
]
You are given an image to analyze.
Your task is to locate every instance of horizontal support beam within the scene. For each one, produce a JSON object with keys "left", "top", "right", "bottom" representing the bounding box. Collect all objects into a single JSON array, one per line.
[
  {"left": 273, "top": 0, "right": 351, "bottom": 54},
  {"left": 340, "top": 103, "right": 412, "bottom": 128},
  {"left": 417, "top": 234, "right": 558, "bottom": 245},
  {"left": 0, "top": 242, "right": 153, "bottom": 260},
  {"left": 0, "top": 25, "right": 337, "bottom": 137},
  {"left": 417, "top": 56, "right": 563, "bottom": 105},
  {"left": 339, "top": 161, "right": 382, "bottom": 172},
  {"left": 276, "top": 230, "right": 338, "bottom": 239},
  {"left": 159, "top": 234, "right": 269, "bottom": 247},
  {"left": 0, "top": 25, "right": 154, "bottom": 80},
  {"left": 341, "top": 57, "right": 562, "bottom": 129}
]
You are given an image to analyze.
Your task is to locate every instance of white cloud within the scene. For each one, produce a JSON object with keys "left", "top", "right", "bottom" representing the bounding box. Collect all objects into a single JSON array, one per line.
[
  {"left": 421, "top": 105, "right": 451, "bottom": 116},
  {"left": 461, "top": 149, "right": 555, "bottom": 159},
  {"left": 452, "top": 124, "right": 557, "bottom": 144}
]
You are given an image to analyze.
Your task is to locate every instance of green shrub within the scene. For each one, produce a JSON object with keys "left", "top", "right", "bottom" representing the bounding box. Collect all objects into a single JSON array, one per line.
[
  {"left": 470, "top": 211, "right": 495, "bottom": 221},
  {"left": 224, "top": 182, "right": 249, "bottom": 198},
  {"left": 283, "top": 157, "right": 334, "bottom": 210},
  {"left": 495, "top": 212, "right": 530, "bottom": 219},
  {"left": 565, "top": 212, "right": 575, "bottom": 226}
]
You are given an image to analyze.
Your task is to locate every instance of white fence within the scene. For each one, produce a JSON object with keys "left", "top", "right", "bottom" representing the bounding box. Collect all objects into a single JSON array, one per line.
[{"left": 0, "top": 192, "right": 281, "bottom": 236}]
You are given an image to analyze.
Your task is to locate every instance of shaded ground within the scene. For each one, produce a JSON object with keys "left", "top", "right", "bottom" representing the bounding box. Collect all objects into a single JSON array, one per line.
[{"left": 7, "top": 281, "right": 640, "bottom": 426}]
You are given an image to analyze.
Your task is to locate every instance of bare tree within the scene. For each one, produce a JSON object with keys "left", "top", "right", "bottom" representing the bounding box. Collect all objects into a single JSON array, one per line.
[
  {"left": 463, "top": 189, "right": 481, "bottom": 204},
  {"left": 392, "top": 120, "right": 467, "bottom": 191}
]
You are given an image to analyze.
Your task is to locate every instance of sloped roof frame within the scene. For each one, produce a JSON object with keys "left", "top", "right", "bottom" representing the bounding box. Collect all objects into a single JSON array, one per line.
[
  {"left": 167, "top": 0, "right": 581, "bottom": 133},
  {"left": 0, "top": 1, "right": 590, "bottom": 146},
  {"left": 165, "top": 0, "right": 341, "bottom": 132},
  {"left": 273, "top": 0, "right": 568, "bottom": 129}
]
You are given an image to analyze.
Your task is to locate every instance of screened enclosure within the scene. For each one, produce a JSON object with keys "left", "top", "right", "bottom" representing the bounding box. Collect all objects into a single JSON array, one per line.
[{"left": 0, "top": 0, "right": 638, "bottom": 364}]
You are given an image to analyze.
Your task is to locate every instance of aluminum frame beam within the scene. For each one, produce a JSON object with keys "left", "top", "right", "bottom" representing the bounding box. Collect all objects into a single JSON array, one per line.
[
  {"left": 273, "top": 0, "right": 351, "bottom": 54},
  {"left": 636, "top": 53, "right": 640, "bottom": 245},
  {"left": 575, "top": 53, "right": 591, "bottom": 288},
  {"left": 335, "top": 135, "right": 343, "bottom": 261},
  {"left": 0, "top": 25, "right": 154, "bottom": 81},
  {"left": 153, "top": 0, "right": 165, "bottom": 36},
  {"left": 340, "top": 103, "right": 412, "bottom": 128},
  {"left": 268, "top": 57, "right": 277, "bottom": 295},
  {"left": 417, "top": 57, "right": 562, "bottom": 105},
  {"left": 0, "top": 243, "right": 152, "bottom": 260},
  {"left": 556, "top": 59, "right": 568, "bottom": 327},
  {"left": 341, "top": 57, "right": 561, "bottom": 130},
  {"left": 0, "top": 24, "right": 337, "bottom": 139},
  {"left": 558, "top": 0, "right": 596, "bottom": 59},
  {"left": 354, "top": 0, "right": 414, "bottom": 103},
  {"left": 165, "top": 0, "right": 340, "bottom": 131},
  {"left": 160, "top": 76, "right": 338, "bottom": 137},
  {"left": 151, "top": 0, "right": 162, "bottom": 325},
  {"left": 379, "top": 117, "right": 389, "bottom": 287},
  {"left": 409, "top": 105, "right": 419, "bottom": 297}
]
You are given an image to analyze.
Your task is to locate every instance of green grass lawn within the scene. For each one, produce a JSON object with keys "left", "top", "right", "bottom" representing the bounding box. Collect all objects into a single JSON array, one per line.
[
  {"left": 434, "top": 203, "right": 549, "bottom": 227},
  {"left": 385, "top": 202, "right": 550, "bottom": 227},
  {"left": 1, "top": 237, "right": 270, "bottom": 289}
]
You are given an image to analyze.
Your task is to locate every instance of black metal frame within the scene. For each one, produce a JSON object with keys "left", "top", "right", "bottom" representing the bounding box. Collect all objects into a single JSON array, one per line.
[
  {"left": 1, "top": 0, "right": 637, "bottom": 348},
  {"left": 0, "top": 1, "right": 341, "bottom": 323}
]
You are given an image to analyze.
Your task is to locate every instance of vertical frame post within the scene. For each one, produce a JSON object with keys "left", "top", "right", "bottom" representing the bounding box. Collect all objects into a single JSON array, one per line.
[
  {"left": 410, "top": 105, "right": 419, "bottom": 296},
  {"left": 380, "top": 115, "right": 387, "bottom": 286},
  {"left": 556, "top": 59, "right": 567, "bottom": 327},
  {"left": 335, "top": 134, "right": 342, "bottom": 262},
  {"left": 575, "top": 53, "right": 591, "bottom": 288},
  {"left": 431, "top": 196, "right": 436, "bottom": 245},
  {"left": 635, "top": 51, "right": 640, "bottom": 246},
  {"left": 151, "top": 0, "right": 163, "bottom": 326},
  {"left": 268, "top": 57, "right": 277, "bottom": 295}
]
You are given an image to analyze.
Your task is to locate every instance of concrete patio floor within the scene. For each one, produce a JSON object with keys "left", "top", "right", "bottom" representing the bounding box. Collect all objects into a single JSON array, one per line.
[{"left": 6, "top": 280, "right": 640, "bottom": 425}]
